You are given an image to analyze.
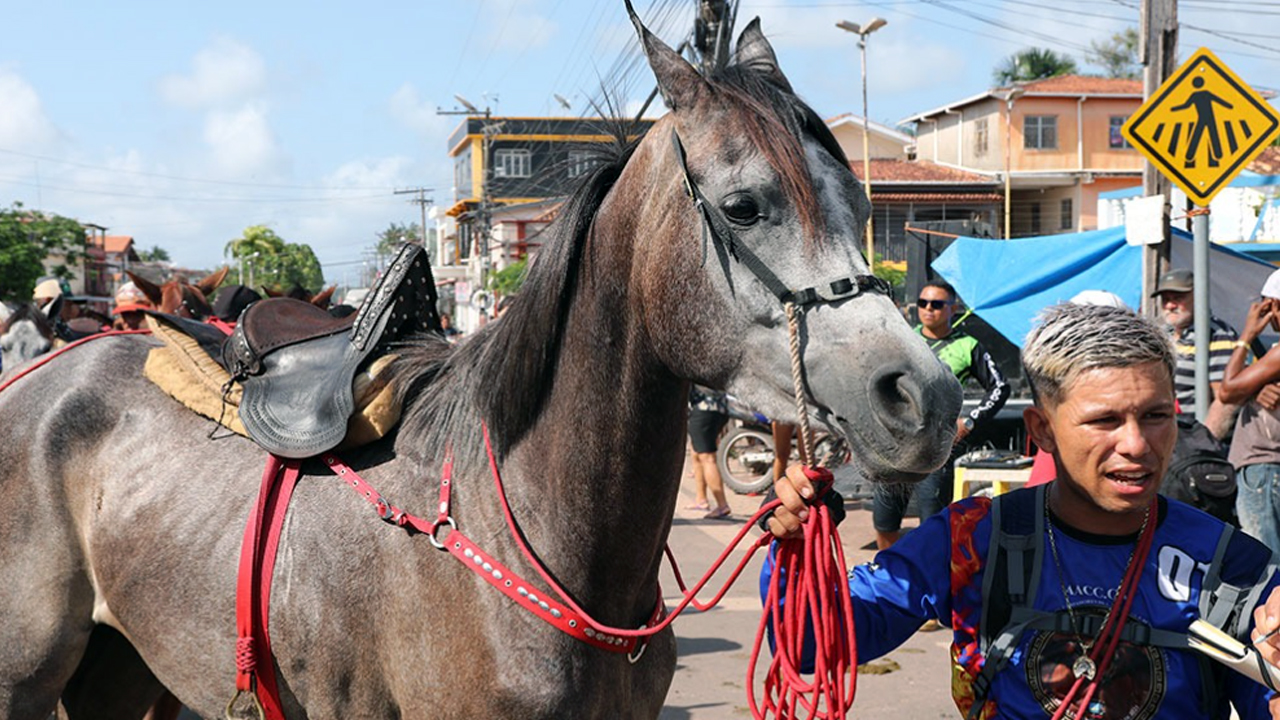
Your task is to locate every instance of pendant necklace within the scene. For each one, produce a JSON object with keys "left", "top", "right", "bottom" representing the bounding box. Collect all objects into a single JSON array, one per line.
[{"left": 1044, "top": 492, "right": 1151, "bottom": 682}]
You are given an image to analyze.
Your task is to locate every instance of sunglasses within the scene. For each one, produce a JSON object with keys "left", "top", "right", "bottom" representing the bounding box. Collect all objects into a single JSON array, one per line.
[{"left": 916, "top": 298, "right": 953, "bottom": 310}]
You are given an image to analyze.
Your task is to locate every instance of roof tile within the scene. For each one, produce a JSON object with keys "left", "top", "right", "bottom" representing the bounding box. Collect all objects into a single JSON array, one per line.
[{"left": 850, "top": 159, "right": 997, "bottom": 184}]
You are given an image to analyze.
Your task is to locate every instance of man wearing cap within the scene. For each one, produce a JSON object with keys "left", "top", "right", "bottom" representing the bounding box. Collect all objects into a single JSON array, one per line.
[
  {"left": 112, "top": 282, "right": 153, "bottom": 331},
  {"left": 1152, "top": 268, "right": 1242, "bottom": 437},
  {"left": 32, "top": 278, "right": 62, "bottom": 311},
  {"left": 1218, "top": 269, "right": 1280, "bottom": 551}
]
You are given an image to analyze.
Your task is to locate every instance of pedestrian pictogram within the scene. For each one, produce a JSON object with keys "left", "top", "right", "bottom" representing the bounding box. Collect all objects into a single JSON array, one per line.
[{"left": 1123, "top": 47, "right": 1280, "bottom": 205}]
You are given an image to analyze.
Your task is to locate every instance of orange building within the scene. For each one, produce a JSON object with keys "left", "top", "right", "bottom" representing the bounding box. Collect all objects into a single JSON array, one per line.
[{"left": 904, "top": 75, "right": 1144, "bottom": 237}]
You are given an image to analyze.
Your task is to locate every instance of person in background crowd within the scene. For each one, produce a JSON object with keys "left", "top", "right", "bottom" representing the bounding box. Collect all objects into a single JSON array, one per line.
[
  {"left": 32, "top": 279, "right": 62, "bottom": 312},
  {"left": 111, "top": 282, "right": 153, "bottom": 331},
  {"left": 770, "top": 422, "right": 807, "bottom": 488},
  {"left": 1152, "top": 268, "right": 1241, "bottom": 439},
  {"left": 687, "top": 385, "right": 732, "bottom": 519},
  {"left": 872, "top": 279, "right": 1009, "bottom": 551},
  {"left": 440, "top": 313, "right": 462, "bottom": 342},
  {"left": 1216, "top": 269, "right": 1280, "bottom": 551},
  {"left": 766, "top": 303, "right": 1280, "bottom": 720}
]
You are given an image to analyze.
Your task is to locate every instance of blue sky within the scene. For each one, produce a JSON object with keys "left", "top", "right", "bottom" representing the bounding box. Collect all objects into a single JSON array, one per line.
[{"left": 1, "top": 0, "right": 1273, "bottom": 286}]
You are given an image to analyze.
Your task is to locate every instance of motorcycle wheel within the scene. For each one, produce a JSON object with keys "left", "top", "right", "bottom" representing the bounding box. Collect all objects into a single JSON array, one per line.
[{"left": 717, "top": 426, "right": 776, "bottom": 495}]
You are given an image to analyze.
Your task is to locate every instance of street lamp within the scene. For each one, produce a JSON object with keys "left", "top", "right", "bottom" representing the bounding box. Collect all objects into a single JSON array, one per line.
[
  {"left": 837, "top": 17, "right": 888, "bottom": 267},
  {"left": 1002, "top": 87, "right": 1025, "bottom": 239}
]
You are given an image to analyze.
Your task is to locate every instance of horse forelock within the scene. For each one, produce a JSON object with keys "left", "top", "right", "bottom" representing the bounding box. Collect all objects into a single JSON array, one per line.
[
  {"left": 700, "top": 64, "right": 849, "bottom": 248},
  {"left": 393, "top": 131, "right": 642, "bottom": 467}
]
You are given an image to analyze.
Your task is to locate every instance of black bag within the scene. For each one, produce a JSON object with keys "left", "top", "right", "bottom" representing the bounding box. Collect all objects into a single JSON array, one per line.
[{"left": 1161, "top": 416, "right": 1238, "bottom": 525}]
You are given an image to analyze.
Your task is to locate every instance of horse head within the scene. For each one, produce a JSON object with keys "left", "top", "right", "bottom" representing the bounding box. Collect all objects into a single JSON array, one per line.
[
  {"left": 263, "top": 284, "right": 336, "bottom": 309},
  {"left": 129, "top": 267, "right": 229, "bottom": 320},
  {"left": 0, "top": 303, "right": 55, "bottom": 366},
  {"left": 624, "top": 4, "right": 961, "bottom": 483}
]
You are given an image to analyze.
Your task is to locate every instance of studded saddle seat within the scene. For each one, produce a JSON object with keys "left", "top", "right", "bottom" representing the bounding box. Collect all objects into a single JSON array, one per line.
[{"left": 221, "top": 243, "right": 440, "bottom": 457}]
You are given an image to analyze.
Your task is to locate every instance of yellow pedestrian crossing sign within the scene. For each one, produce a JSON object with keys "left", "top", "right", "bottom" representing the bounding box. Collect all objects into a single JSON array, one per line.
[{"left": 1123, "top": 47, "right": 1280, "bottom": 205}]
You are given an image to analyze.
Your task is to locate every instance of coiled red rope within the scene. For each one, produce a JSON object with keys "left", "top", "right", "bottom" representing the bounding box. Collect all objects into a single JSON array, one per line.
[{"left": 748, "top": 466, "right": 857, "bottom": 720}]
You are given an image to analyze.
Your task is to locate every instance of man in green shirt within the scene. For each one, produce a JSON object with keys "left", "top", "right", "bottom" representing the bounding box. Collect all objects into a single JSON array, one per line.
[{"left": 872, "top": 280, "right": 1011, "bottom": 551}]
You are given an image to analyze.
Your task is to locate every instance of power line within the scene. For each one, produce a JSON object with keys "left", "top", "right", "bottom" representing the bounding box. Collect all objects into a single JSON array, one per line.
[{"left": 0, "top": 147, "right": 396, "bottom": 191}]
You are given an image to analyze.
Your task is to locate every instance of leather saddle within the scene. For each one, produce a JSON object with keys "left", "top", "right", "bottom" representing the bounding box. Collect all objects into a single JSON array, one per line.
[{"left": 222, "top": 244, "right": 440, "bottom": 457}]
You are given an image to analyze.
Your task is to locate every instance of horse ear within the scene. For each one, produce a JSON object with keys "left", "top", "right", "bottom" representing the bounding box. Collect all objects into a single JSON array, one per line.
[
  {"left": 196, "top": 266, "right": 230, "bottom": 297},
  {"left": 311, "top": 285, "right": 336, "bottom": 308},
  {"left": 735, "top": 17, "right": 792, "bottom": 92},
  {"left": 263, "top": 286, "right": 282, "bottom": 298},
  {"left": 128, "top": 271, "right": 164, "bottom": 308},
  {"left": 624, "top": 0, "right": 705, "bottom": 112}
]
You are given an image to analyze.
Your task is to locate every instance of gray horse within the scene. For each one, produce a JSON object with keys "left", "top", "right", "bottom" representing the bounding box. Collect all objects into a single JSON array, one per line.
[{"left": 0, "top": 7, "right": 960, "bottom": 719}]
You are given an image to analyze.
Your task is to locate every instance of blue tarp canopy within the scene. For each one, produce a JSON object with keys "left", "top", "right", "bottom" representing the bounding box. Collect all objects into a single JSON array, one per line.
[{"left": 932, "top": 226, "right": 1277, "bottom": 346}]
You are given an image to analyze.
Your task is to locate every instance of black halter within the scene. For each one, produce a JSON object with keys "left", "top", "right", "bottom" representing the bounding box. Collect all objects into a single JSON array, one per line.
[{"left": 669, "top": 129, "right": 890, "bottom": 308}]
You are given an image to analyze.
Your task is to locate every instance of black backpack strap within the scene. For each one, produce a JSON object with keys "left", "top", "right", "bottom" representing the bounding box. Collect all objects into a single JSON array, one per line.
[
  {"left": 1199, "top": 524, "right": 1278, "bottom": 639},
  {"left": 1016, "top": 611, "right": 1190, "bottom": 648},
  {"left": 967, "top": 485, "right": 1046, "bottom": 720}
]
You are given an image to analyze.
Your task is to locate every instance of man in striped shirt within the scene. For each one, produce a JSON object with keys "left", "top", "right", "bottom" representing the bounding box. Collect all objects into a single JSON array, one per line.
[{"left": 1153, "top": 268, "right": 1241, "bottom": 437}]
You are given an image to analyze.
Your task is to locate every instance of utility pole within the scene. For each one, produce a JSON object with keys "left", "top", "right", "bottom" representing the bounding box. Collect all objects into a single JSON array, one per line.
[
  {"left": 438, "top": 99, "right": 499, "bottom": 309},
  {"left": 393, "top": 187, "right": 434, "bottom": 247},
  {"left": 693, "top": 0, "right": 737, "bottom": 75},
  {"left": 1140, "top": 0, "right": 1178, "bottom": 315}
]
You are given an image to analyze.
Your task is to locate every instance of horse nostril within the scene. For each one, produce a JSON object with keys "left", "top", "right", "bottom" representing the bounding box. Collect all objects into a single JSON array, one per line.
[{"left": 869, "top": 364, "right": 925, "bottom": 433}]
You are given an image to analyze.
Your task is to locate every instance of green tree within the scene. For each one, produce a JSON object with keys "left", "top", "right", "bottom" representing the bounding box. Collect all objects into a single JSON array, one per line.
[
  {"left": 274, "top": 242, "right": 325, "bottom": 292},
  {"left": 138, "top": 245, "right": 171, "bottom": 262},
  {"left": 376, "top": 222, "right": 422, "bottom": 255},
  {"left": 224, "top": 225, "right": 324, "bottom": 291},
  {"left": 993, "top": 48, "right": 1078, "bottom": 85},
  {"left": 488, "top": 258, "right": 528, "bottom": 296},
  {"left": 0, "top": 203, "right": 86, "bottom": 303},
  {"left": 225, "top": 224, "right": 286, "bottom": 288},
  {"left": 1086, "top": 27, "right": 1140, "bottom": 80}
]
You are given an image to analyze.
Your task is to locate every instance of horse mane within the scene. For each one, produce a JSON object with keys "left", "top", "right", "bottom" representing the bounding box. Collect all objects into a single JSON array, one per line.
[{"left": 391, "top": 118, "right": 643, "bottom": 467}]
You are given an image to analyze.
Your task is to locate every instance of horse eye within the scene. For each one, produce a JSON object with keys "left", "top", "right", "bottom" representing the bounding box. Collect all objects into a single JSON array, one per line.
[{"left": 721, "top": 194, "right": 761, "bottom": 225}]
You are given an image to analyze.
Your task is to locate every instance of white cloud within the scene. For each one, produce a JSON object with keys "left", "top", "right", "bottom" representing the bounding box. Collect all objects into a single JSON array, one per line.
[
  {"left": 388, "top": 83, "right": 451, "bottom": 137},
  {"left": 326, "top": 156, "right": 416, "bottom": 189},
  {"left": 159, "top": 36, "right": 267, "bottom": 110},
  {"left": 202, "top": 103, "right": 286, "bottom": 176},
  {"left": 0, "top": 68, "right": 60, "bottom": 149},
  {"left": 481, "top": 0, "right": 557, "bottom": 52}
]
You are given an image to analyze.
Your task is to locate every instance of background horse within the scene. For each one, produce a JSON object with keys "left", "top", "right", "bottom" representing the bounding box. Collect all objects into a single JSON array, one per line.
[
  {"left": 0, "top": 8, "right": 960, "bottom": 719},
  {"left": 129, "top": 267, "right": 230, "bottom": 319},
  {"left": 0, "top": 302, "right": 57, "bottom": 369}
]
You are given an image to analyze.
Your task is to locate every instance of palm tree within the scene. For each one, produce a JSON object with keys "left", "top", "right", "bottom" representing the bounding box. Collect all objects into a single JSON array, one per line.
[{"left": 993, "top": 48, "right": 1078, "bottom": 85}]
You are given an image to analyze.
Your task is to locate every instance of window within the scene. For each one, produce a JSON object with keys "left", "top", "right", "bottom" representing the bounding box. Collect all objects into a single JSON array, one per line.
[
  {"left": 1060, "top": 198, "right": 1073, "bottom": 230},
  {"left": 1030, "top": 202, "right": 1042, "bottom": 234},
  {"left": 974, "top": 118, "right": 989, "bottom": 156},
  {"left": 1024, "top": 115, "right": 1057, "bottom": 150},
  {"left": 453, "top": 149, "right": 472, "bottom": 198},
  {"left": 568, "top": 149, "right": 599, "bottom": 178},
  {"left": 1109, "top": 116, "right": 1132, "bottom": 149},
  {"left": 493, "top": 149, "right": 531, "bottom": 178}
]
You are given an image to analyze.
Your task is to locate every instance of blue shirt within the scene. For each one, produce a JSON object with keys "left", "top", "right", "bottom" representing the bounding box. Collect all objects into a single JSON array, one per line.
[{"left": 762, "top": 491, "right": 1280, "bottom": 718}]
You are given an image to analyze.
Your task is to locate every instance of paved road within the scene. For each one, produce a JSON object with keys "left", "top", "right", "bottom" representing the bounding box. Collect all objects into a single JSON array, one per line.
[{"left": 660, "top": 457, "right": 957, "bottom": 719}]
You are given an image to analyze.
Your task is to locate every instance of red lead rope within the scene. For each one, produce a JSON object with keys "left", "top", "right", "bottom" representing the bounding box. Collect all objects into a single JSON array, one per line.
[
  {"left": 1050, "top": 497, "right": 1159, "bottom": 720},
  {"left": 749, "top": 466, "right": 857, "bottom": 720}
]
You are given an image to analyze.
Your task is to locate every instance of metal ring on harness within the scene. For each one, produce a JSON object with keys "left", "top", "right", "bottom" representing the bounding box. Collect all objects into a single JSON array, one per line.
[
  {"left": 427, "top": 516, "right": 457, "bottom": 550},
  {"left": 224, "top": 688, "right": 265, "bottom": 720}
]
